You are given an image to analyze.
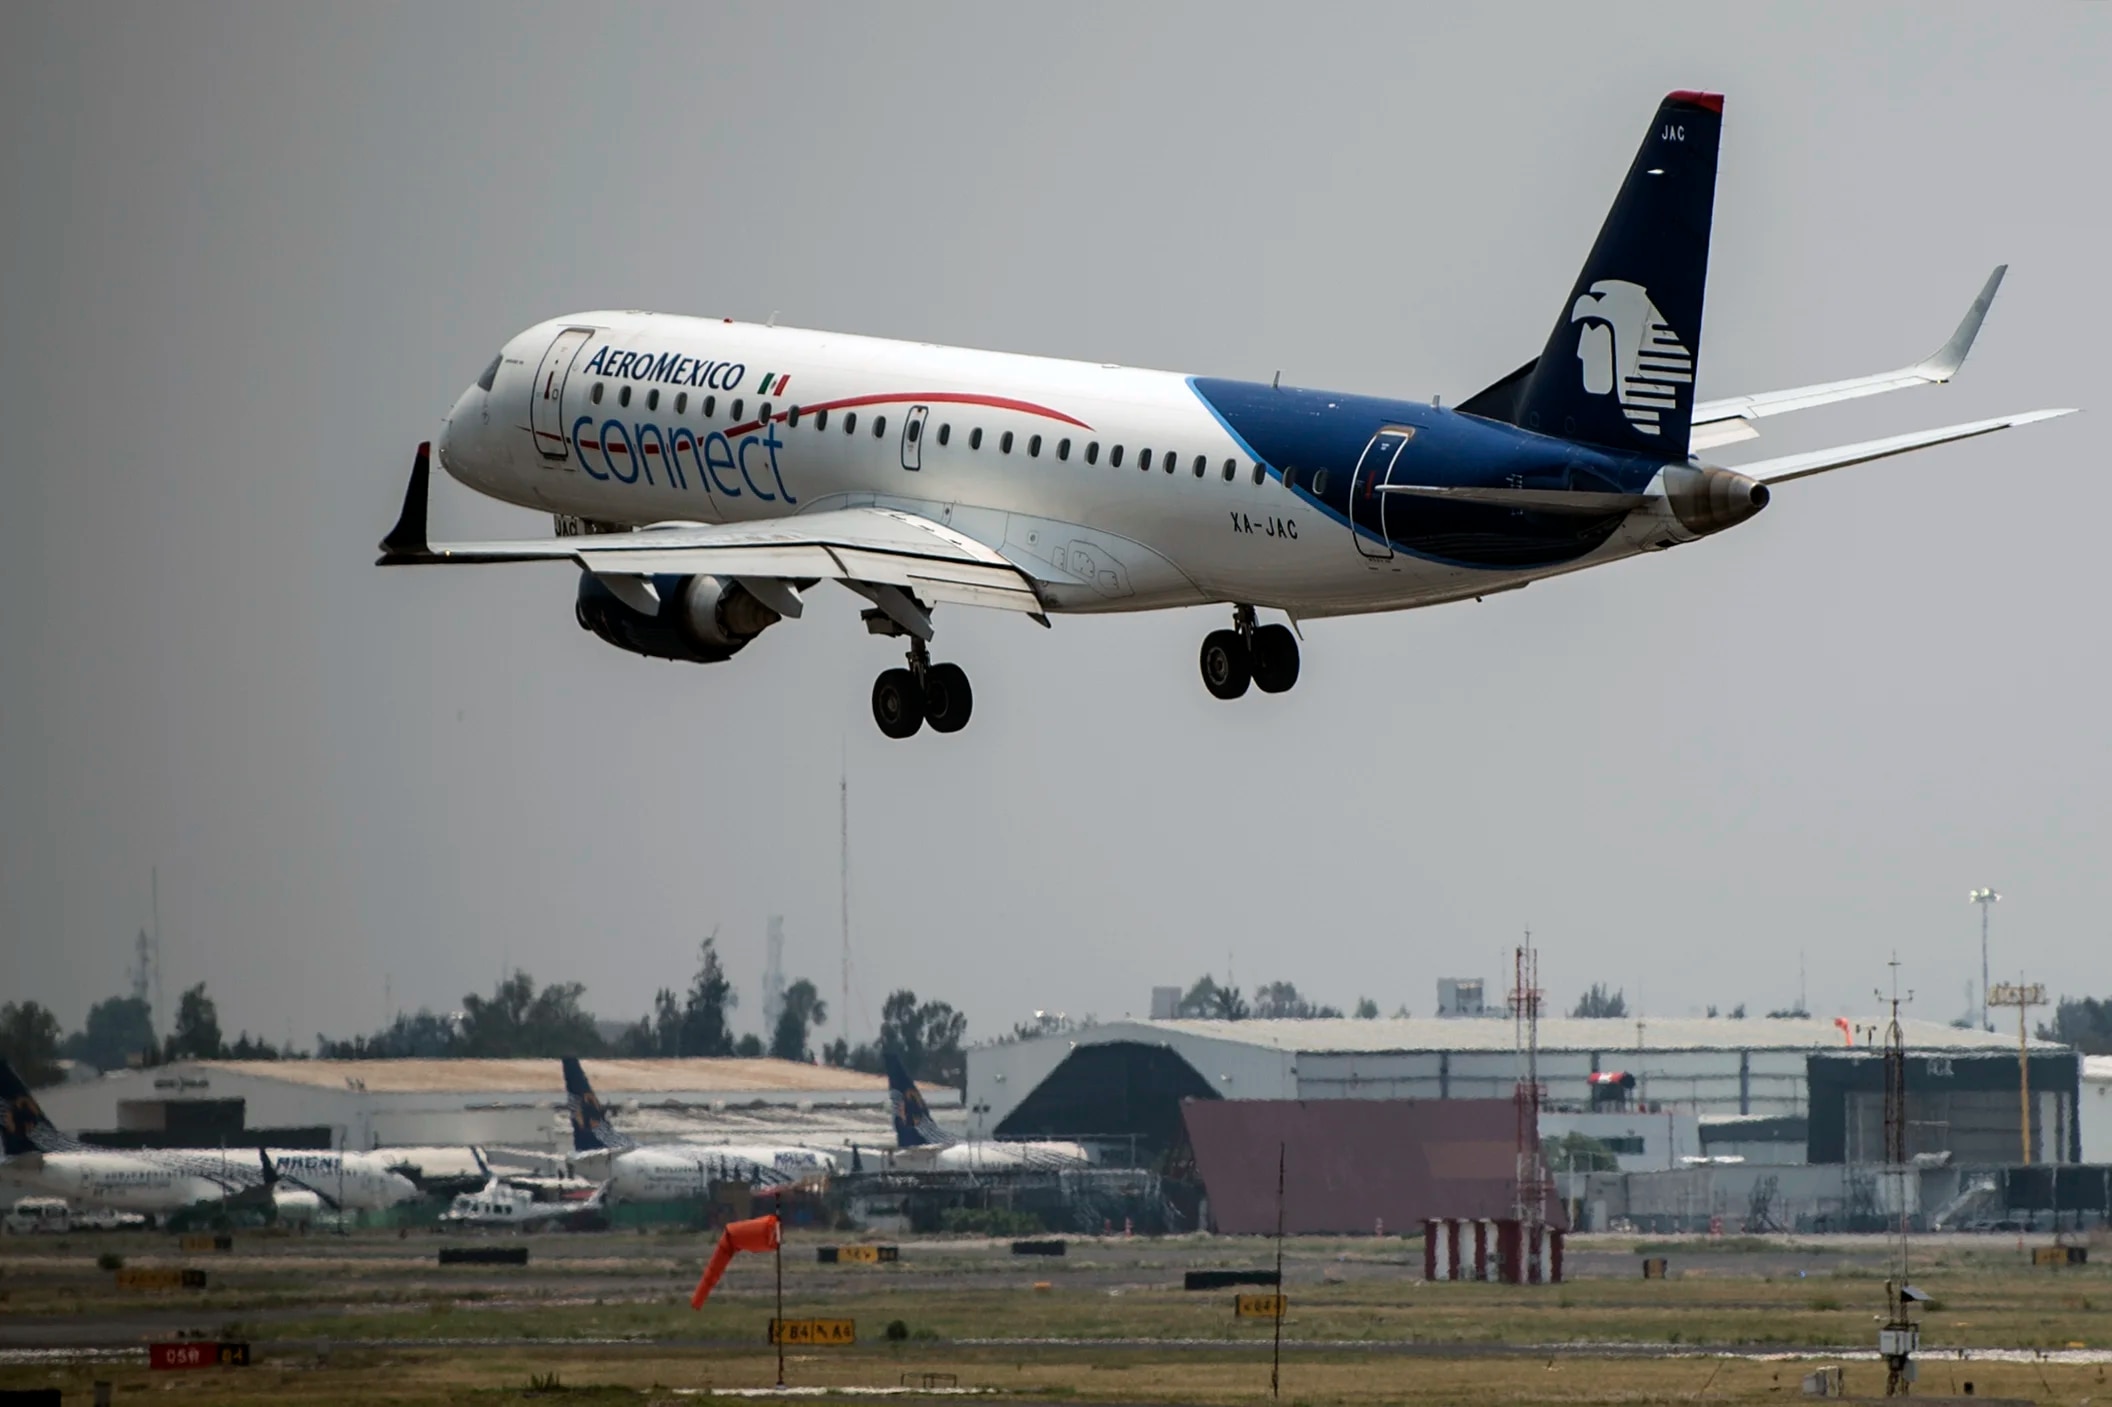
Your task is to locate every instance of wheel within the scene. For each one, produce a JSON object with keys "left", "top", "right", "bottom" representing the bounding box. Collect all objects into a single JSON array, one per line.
[
  {"left": 871, "top": 668, "right": 925, "bottom": 738},
  {"left": 1199, "top": 629, "right": 1251, "bottom": 700},
  {"left": 923, "top": 662, "right": 974, "bottom": 733},
  {"left": 1250, "top": 623, "right": 1301, "bottom": 693}
]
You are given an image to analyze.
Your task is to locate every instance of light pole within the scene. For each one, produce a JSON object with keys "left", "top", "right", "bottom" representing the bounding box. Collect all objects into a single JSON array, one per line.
[{"left": 1968, "top": 889, "right": 2000, "bottom": 1032}]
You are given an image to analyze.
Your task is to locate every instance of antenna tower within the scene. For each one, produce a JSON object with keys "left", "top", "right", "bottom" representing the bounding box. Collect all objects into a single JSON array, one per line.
[
  {"left": 839, "top": 756, "right": 853, "bottom": 1042},
  {"left": 1508, "top": 934, "right": 1548, "bottom": 1234},
  {"left": 763, "top": 917, "right": 786, "bottom": 1041},
  {"left": 1878, "top": 954, "right": 1919, "bottom": 1396}
]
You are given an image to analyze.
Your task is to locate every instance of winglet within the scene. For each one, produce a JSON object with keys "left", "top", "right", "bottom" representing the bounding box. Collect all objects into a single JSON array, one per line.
[
  {"left": 1917, "top": 265, "right": 2006, "bottom": 382},
  {"left": 377, "top": 443, "right": 433, "bottom": 563}
]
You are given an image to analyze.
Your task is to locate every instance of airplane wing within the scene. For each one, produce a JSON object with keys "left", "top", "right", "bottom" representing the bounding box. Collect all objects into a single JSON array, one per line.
[
  {"left": 378, "top": 445, "right": 1048, "bottom": 633},
  {"left": 1728, "top": 408, "right": 2074, "bottom": 485},
  {"left": 1688, "top": 266, "right": 2008, "bottom": 451}
]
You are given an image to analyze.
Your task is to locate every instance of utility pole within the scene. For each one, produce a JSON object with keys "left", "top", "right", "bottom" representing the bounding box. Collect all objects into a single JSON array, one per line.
[
  {"left": 1879, "top": 957, "right": 1918, "bottom": 1397},
  {"left": 1987, "top": 981, "right": 2047, "bottom": 1164},
  {"left": 1968, "top": 889, "right": 1999, "bottom": 1032},
  {"left": 839, "top": 756, "right": 852, "bottom": 1044}
]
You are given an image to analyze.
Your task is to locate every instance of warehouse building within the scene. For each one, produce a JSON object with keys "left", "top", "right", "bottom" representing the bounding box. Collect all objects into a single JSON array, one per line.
[
  {"left": 34, "top": 1058, "right": 905, "bottom": 1153},
  {"left": 970, "top": 1014, "right": 2070, "bottom": 1167}
]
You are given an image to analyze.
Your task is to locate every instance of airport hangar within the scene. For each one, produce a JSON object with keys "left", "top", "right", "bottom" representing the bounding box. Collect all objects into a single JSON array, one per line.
[
  {"left": 33, "top": 1058, "right": 909, "bottom": 1154},
  {"left": 968, "top": 1014, "right": 2082, "bottom": 1171}
]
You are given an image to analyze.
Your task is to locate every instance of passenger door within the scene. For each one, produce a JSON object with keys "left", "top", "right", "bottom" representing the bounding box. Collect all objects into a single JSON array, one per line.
[
  {"left": 529, "top": 327, "right": 595, "bottom": 466},
  {"left": 1349, "top": 426, "right": 1415, "bottom": 559}
]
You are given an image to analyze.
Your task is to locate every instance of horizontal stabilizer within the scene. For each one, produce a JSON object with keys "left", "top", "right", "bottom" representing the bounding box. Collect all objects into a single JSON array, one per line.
[
  {"left": 1734, "top": 407, "right": 2073, "bottom": 485},
  {"left": 1379, "top": 484, "right": 1650, "bottom": 514},
  {"left": 1692, "top": 266, "right": 2009, "bottom": 432}
]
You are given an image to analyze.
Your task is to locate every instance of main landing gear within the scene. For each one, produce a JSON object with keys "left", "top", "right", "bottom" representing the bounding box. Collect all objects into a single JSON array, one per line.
[
  {"left": 871, "top": 635, "right": 974, "bottom": 739},
  {"left": 1200, "top": 605, "right": 1299, "bottom": 700}
]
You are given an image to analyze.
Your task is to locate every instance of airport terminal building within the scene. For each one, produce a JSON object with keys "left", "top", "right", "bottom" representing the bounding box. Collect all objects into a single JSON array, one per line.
[{"left": 33, "top": 1058, "right": 905, "bottom": 1153}]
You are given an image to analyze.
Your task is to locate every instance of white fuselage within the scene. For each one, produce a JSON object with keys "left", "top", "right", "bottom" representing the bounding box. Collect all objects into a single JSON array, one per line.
[
  {"left": 261, "top": 1150, "right": 420, "bottom": 1210},
  {"left": 436, "top": 315, "right": 1677, "bottom": 619},
  {"left": 1, "top": 1148, "right": 415, "bottom": 1214},
  {"left": 601, "top": 1144, "right": 836, "bottom": 1203},
  {"left": 0, "top": 1153, "right": 232, "bottom": 1216}
]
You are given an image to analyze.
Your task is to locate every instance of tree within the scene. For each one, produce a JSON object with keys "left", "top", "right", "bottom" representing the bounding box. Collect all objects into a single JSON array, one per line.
[
  {"left": 678, "top": 937, "right": 737, "bottom": 1057},
  {"left": 2042, "top": 997, "right": 2112, "bottom": 1055},
  {"left": 1252, "top": 981, "right": 1342, "bottom": 1020},
  {"left": 62, "top": 995, "right": 157, "bottom": 1073},
  {"left": 873, "top": 989, "right": 968, "bottom": 1087},
  {"left": 318, "top": 1009, "right": 460, "bottom": 1059},
  {"left": 458, "top": 971, "right": 606, "bottom": 1058},
  {"left": 1353, "top": 997, "right": 1380, "bottom": 1020},
  {"left": 734, "top": 1033, "right": 765, "bottom": 1057},
  {"left": 769, "top": 979, "right": 827, "bottom": 1062},
  {"left": 163, "top": 983, "right": 224, "bottom": 1061},
  {"left": 1176, "top": 974, "right": 1248, "bottom": 1020},
  {"left": 1571, "top": 983, "right": 1629, "bottom": 1019},
  {"left": 1547, "top": 1131, "right": 1622, "bottom": 1173},
  {"left": 0, "top": 1002, "right": 65, "bottom": 1087}
]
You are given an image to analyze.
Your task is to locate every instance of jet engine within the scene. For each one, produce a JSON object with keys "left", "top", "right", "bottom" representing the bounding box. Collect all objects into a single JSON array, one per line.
[
  {"left": 574, "top": 572, "right": 781, "bottom": 663},
  {"left": 1662, "top": 464, "right": 1770, "bottom": 537}
]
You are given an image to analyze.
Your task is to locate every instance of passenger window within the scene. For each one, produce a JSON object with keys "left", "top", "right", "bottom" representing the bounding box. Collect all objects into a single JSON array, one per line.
[
  {"left": 844, "top": 411, "right": 857, "bottom": 434},
  {"left": 814, "top": 407, "right": 826, "bottom": 430},
  {"left": 676, "top": 392, "right": 688, "bottom": 414},
  {"left": 1194, "top": 455, "right": 1207, "bottom": 478},
  {"left": 759, "top": 401, "right": 772, "bottom": 422},
  {"left": 937, "top": 423, "right": 951, "bottom": 446},
  {"left": 477, "top": 355, "right": 502, "bottom": 392},
  {"left": 1313, "top": 469, "right": 1330, "bottom": 495},
  {"left": 591, "top": 383, "right": 605, "bottom": 405},
  {"left": 1086, "top": 441, "right": 1099, "bottom": 465},
  {"left": 788, "top": 405, "right": 800, "bottom": 426},
  {"left": 1222, "top": 458, "right": 1236, "bottom": 481},
  {"left": 1028, "top": 434, "right": 1042, "bottom": 457},
  {"left": 873, "top": 415, "right": 886, "bottom": 437},
  {"left": 970, "top": 428, "right": 983, "bottom": 450},
  {"left": 1000, "top": 431, "right": 1014, "bottom": 454},
  {"left": 704, "top": 395, "right": 716, "bottom": 417},
  {"left": 1139, "top": 448, "right": 1153, "bottom": 471},
  {"left": 731, "top": 398, "right": 744, "bottom": 421},
  {"left": 1253, "top": 462, "right": 1266, "bottom": 485},
  {"left": 619, "top": 385, "right": 633, "bottom": 407},
  {"left": 1057, "top": 438, "right": 1071, "bottom": 461},
  {"left": 907, "top": 419, "right": 920, "bottom": 442},
  {"left": 647, "top": 388, "right": 660, "bottom": 411},
  {"left": 1110, "top": 445, "right": 1124, "bottom": 468}
]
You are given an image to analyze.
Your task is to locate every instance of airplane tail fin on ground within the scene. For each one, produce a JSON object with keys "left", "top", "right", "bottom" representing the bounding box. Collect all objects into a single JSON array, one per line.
[
  {"left": 0, "top": 1059, "right": 62, "bottom": 1157},
  {"left": 883, "top": 1051, "right": 949, "bottom": 1149},
  {"left": 1508, "top": 91, "right": 1723, "bottom": 459},
  {"left": 562, "top": 1057, "right": 633, "bottom": 1153}
]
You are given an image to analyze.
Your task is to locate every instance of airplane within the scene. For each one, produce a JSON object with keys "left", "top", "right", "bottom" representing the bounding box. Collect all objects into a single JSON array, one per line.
[
  {"left": 560, "top": 1057, "right": 837, "bottom": 1202},
  {"left": 381, "top": 91, "right": 2072, "bottom": 739},
  {"left": 0, "top": 1059, "right": 417, "bottom": 1217},
  {"left": 441, "top": 1148, "right": 607, "bottom": 1230},
  {"left": 882, "top": 1052, "right": 1091, "bottom": 1171}
]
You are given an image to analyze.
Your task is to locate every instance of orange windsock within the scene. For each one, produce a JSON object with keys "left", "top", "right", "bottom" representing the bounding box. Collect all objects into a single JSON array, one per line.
[
  {"left": 689, "top": 1214, "right": 780, "bottom": 1309},
  {"left": 1834, "top": 1016, "right": 1853, "bottom": 1046}
]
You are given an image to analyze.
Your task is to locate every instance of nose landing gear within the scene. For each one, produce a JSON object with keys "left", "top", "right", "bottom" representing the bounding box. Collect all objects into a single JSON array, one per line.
[
  {"left": 1199, "top": 606, "right": 1300, "bottom": 700},
  {"left": 869, "top": 632, "right": 975, "bottom": 739}
]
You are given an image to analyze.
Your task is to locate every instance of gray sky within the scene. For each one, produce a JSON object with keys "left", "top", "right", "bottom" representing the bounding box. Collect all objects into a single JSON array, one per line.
[{"left": 3, "top": 3, "right": 2105, "bottom": 1050}]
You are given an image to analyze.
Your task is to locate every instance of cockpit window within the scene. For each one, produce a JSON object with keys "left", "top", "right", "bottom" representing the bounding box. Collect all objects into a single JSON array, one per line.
[{"left": 476, "top": 354, "right": 502, "bottom": 392}]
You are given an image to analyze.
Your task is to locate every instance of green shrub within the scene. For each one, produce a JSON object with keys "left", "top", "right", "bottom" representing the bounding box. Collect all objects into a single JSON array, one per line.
[
  {"left": 884, "top": 1319, "right": 909, "bottom": 1342},
  {"left": 96, "top": 1252, "right": 123, "bottom": 1272}
]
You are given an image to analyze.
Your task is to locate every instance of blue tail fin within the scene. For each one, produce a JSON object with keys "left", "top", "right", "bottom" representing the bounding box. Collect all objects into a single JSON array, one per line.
[
  {"left": 883, "top": 1051, "right": 948, "bottom": 1149},
  {"left": 1509, "top": 91, "right": 1723, "bottom": 458},
  {"left": 561, "top": 1057, "right": 631, "bottom": 1153},
  {"left": 0, "top": 1059, "right": 59, "bottom": 1157}
]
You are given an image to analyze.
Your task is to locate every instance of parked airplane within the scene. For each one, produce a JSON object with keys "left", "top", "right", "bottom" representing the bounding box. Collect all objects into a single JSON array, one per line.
[
  {"left": 382, "top": 92, "right": 2070, "bottom": 738},
  {"left": 884, "top": 1053, "right": 1091, "bottom": 1170},
  {"left": 560, "top": 1058, "right": 836, "bottom": 1202},
  {"left": 0, "top": 1060, "right": 417, "bottom": 1216}
]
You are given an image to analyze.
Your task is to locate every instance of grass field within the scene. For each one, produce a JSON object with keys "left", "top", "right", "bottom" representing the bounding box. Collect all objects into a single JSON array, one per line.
[{"left": 2, "top": 1229, "right": 2105, "bottom": 1403}]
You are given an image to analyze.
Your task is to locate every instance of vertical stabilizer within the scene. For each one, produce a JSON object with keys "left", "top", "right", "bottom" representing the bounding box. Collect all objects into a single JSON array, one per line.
[
  {"left": 562, "top": 1057, "right": 634, "bottom": 1153},
  {"left": 884, "top": 1052, "right": 950, "bottom": 1149},
  {"left": 1513, "top": 91, "right": 1723, "bottom": 457},
  {"left": 0, "top": 1059, "right": 65, "bottom": 1156}
]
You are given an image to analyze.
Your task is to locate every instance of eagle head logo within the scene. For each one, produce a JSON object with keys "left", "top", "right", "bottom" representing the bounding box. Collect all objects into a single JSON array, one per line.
[{"left": 1570, "top": 279, "right": 1693, "bottom": 436}]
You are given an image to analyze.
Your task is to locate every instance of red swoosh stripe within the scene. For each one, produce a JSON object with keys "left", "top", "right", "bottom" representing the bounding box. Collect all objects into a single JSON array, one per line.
[{"left": 720, "top": 391, "right": 1092, "bottom": 439}]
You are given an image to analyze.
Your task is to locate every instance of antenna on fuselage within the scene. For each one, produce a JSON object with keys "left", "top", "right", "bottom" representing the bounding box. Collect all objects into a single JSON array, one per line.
[
  {"left": 1272, "top": 370, "right": 1281, "bottom": 390},
  {"left": 767, "top": 310, "right": 779, "bottom": 328}
]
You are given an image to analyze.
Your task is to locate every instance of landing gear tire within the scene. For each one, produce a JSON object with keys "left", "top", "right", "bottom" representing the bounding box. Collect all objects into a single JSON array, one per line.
[
  {"left": 923, "top": 662, "right": 974, "bottom": 733},
  {"left": 1200, "top": 629, "right": 1251, "bottom": 700},
  {"left": 1250, "top": 623, "right": 1301, "bottom": 694},
  {"left": 872, "top": 668, "right": 925, "bottom": 738}
]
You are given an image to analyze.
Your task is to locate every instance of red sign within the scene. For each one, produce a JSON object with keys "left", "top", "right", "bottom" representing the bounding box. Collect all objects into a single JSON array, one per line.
[{"left": 150, "top": 1342, "right": 249, "bottom": 1370}]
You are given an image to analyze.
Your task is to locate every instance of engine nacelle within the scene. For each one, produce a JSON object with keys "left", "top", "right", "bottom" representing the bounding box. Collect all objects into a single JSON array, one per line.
[
  {"left": 1662, "top": 464, "right": 1770, "bottom": 537},
  {"left": 574, "top": 573, "right": 780, "bottom": 663}
]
